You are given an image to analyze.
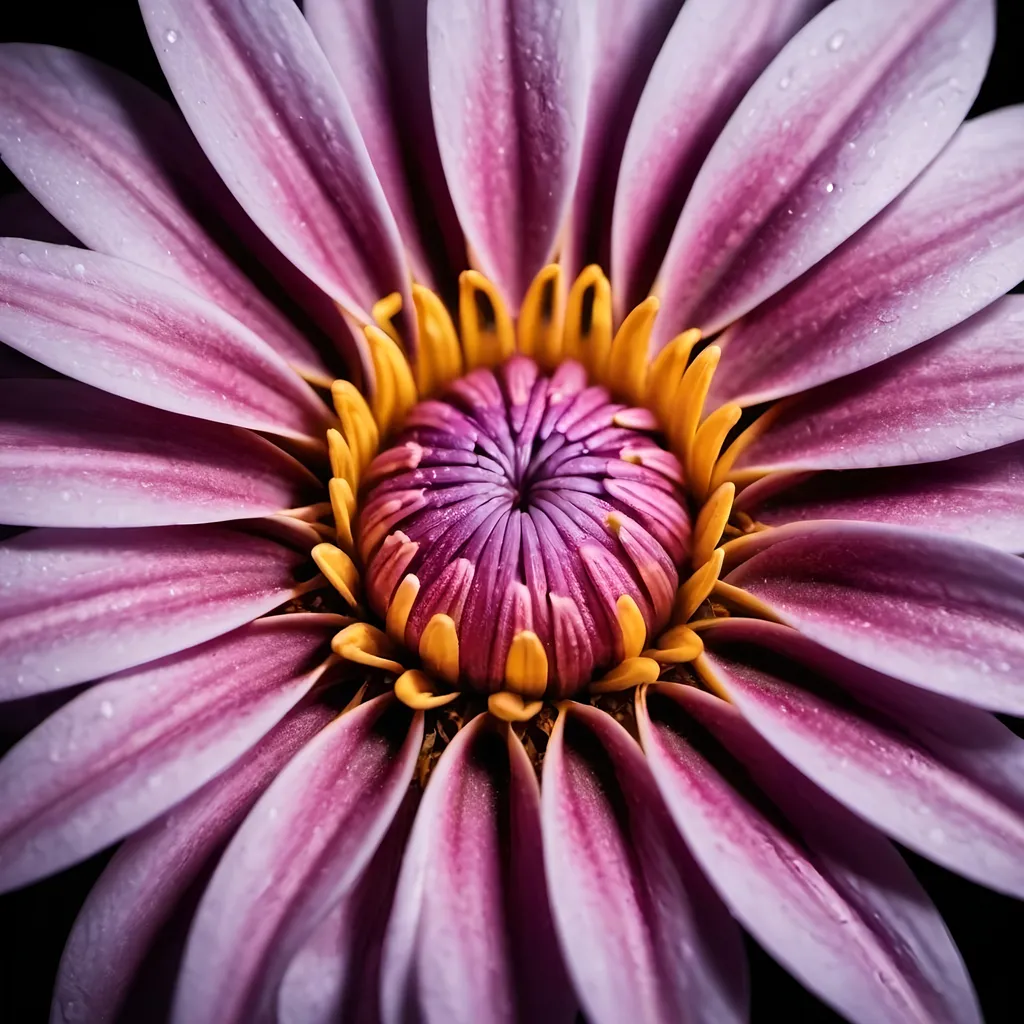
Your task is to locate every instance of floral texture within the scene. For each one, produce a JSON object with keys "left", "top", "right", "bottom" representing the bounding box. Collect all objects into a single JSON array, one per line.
[{"left": 1, "top": 1, "right": 1023, "bottom": 1022}]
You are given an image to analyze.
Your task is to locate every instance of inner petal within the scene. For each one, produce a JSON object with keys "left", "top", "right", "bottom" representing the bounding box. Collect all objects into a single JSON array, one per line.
[{"left": 357, "top": 356, "right": 691, "bottom": 698}]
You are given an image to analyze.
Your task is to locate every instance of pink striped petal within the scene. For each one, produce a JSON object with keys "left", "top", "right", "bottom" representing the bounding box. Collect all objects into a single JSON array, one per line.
[
  {"left": 735, "top": 297, "right": 1024, "bottom": 472},
  {"left": 0, "top": 379, "right": 318, "bottom": 528},
  {"left": 541, "top": 702, "right": 746, "bottom": 1024},
  {"left": 612, "top": 0, "right": 822, "bottom": 313},
  {"left": 639, "top": 683, "right": 980, "bottom": 1024},
  {"left": 0, "top": 43, "right": 331, "bottom": 379},
  {"left": 736, "top": 442, "right": 1024, "bottom": 552},
  {"left": 428, "top": 0, "right": 589, "bottom": 310},
  {"left": 139, "top": 0, "right": 410, "bottom": 326},
  {"left": 563, "top": 0, "right": 683, "bottom": 276},
  {"left": 725, "top": 521, "right": 1024, "bottom": 713},
  {"left": 0, "top": 525, "right": 305, "bottom": 698},
  {"left": 171, "top": 695, "right": 422, "bottom": 1024},
  {"left": 0, "top": 240, "right": 330, "bottom": 439},
  {"left": 698, "top": 641, "right": 1024, "bottom": 898},
  {"left": 0, "top": 614, "right": 337, "bottom": 892},
  {"left": 381, "top": 714, "right": 573, "bottom": 1024},
  {"left": 305, "top": 0, "right": 458, "bottom": 291},
  {"left": 277, "top": 793, "right": 417, "bottom": 1024},
  {"left": 653, "top": 0, "right": 994, "bottom": 344},
  {"left": 49, "top": 701, "right": 334, "bottom": 1024},
  {"left": 711, "top": 104, "right": 1024, "bottom": 406}
]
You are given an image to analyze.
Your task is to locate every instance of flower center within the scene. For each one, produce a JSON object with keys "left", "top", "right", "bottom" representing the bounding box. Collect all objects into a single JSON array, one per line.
[{"left": 357, "top": 355, "right": 690, "bottom": 698}]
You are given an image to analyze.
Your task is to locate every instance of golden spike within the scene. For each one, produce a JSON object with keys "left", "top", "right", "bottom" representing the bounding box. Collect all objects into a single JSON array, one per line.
[
  {"left": 672, "top": 547, "right": 725, "bottom": 624},
  {"left": 419, "top": 613, "right": 460, "bottom": 685},
  {"left": 488, "top": 690, "right": 544, "bottom": 722},
  {"left": 691, "top": 482, "right": 735, "bottom": 569},
  {"left": 616, "top": 595, "right": 647, "bottom": 661},
  {"left": 607, "top": 296, "right": 659, "bottom": 406},
  {"left": 394, "top": 669, "right": 459, "bottom": 710},
  {"left": 459, "top": 270, "right": 515, "bottom": 370},
  {"left": 563, "top": 265, "right": 613, "bottom": 380},
  {"left": 589, "top": 656, "right": 662, "bottom": 694},
  {"left": 411, "top": 284, "right": 463, "bottom": 396},
  {"left": 504, "top": 630, "right": 549, "bottom": 699}
]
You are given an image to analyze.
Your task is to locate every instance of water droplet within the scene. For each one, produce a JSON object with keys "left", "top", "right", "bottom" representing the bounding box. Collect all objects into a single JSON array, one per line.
[
  {"left": 16, "top": 251, "right": 31, "bottom": 265},
  {"left": 824, "top": 181, "right": 834, "bottom": 193},
  {"left": 876, "top": 308, "right": 900, "bottom": 324},
  {"left": 778, "top": 75, "right": 791, "bottom": 90},
  {"left": 99, "top": 700, "right": 114, "bottom": 719},
  {"left": 827, "top": 30, "right": 847, "bottom": 52},
  {"left": 273, "top": 50, "right": 285, "bottom": 68},
  {"left": 165, "top": 29, "right": 178, "bottom": 44},
  {"left": 72, "top": 262, "right": 85, "bottom": 276}
]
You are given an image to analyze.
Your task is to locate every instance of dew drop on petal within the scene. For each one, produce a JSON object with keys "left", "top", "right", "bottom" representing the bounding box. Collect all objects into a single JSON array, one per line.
[
  {"left": 827, "top": 30, "right": 847, "bottom": 52},
  {"left": 165, "top": 29, "right": 178, "bottom": 44},
  {"left": 99, "top": 700, "right": 114, "bottom": 719}
]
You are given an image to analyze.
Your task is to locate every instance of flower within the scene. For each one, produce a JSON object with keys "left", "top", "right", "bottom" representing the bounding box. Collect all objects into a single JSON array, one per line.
[{"left": 0, "top": 0, "right": 1023, "bottom": 1021}]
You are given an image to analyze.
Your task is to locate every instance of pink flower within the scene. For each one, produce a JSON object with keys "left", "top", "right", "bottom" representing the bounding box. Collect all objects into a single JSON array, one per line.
[{"left": 0, "top": 1, "right": 1022, "bottom": 1022}]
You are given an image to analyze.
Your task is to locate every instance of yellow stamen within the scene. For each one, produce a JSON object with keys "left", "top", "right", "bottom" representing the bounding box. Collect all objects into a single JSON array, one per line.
[
  {"left": 331, "top": 380, "right": 379, "bottom": 473},
  {"left": 669, "top": 344, "right": 720, "bottom": 467},
  {"left": 616, "top": 594, "right": 647, "bottom": 660},
  {"left": 419, "top": 613, "right": 460, "bottom": 685},
  {"left": 688, "top": 403, "right": 742, "bottom": 501},
  {"left": 488, "top": 690, "right": 543, "bottom": 722},
  {"left": 459, "top": 270, "right": 515, "bottom": 370},
  {"left": 710, "top": 580, "right": 783, "bottom": 621},
  {"left": 589, "top": 656, "right": 661, "bottom": 694},
  {"left": 394, "top": 668, "right": 458, "bottom": 710},
  {"left": 644, "top": 328, "right": 701, "bottom": 426},
  {"left": 691, "top": 482, "right": 735, "bottom": 569},
  {"left": 331, "top": 622, "right": 405, "bottom": 674},
  {"left": 710, "top": 402, "right": 788, "bottom": 492},
  {"left": 607, "top": 296, "right": 659, "bottom": 406},
  {"left": 328, "top": 477, "right": 356, "bottom": 554},
  {"left": 327, "top": 427, "right": 359, "bottom": 492},
  {"left": 563, "top": 265, "right": 612, "bottom": 381},
  {"left": 644, "top": 624, "right": 704, "bottom": 664},
  {"left": 311, "top": 542, "right": 361, "bottom": 608},
  {"left": 672, "top": 547, "right": 724, "bottom": 623},
  {"left": 366, "top": 324, "right": 418, "bottom": 437},
  {"left": 371, "top": 292, "right": 404, "bottom": 345},
  {"left": 692, "top": 653, "right": 731, "bottom": 701},
  {"left": 504, "top": 630, "right": 548, "bottom": 699},
  {"left": 517, "top": 264, "right": 565, "bottom": 370},
  {"left": 385, "top": 573, "right": 420, "bottom": 645},
  {"left": 411, "top": 284, "right": 464, "bottom": 396}
]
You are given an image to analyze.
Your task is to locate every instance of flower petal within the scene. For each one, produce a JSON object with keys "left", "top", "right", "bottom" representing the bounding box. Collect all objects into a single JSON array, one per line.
[
  {"left": 381, "top": 714, "right": 574, "bottom": 1024},
  {"left": 653, "top": 0, "right": 994, "bottom": 344},
  {"left": 724, "top": 521, "right": 1024, "bottom": 713},
  {"left": 0, "top": 43, "right": 331, "bottom": 378},
  {"left": 171, "top": 695, "right": 422, "bottom": 1024},
  {"left": 139, "top": 0, "right": 410, "bottom": 326},
  {"left": 711, "top": 103, "right": 1024, "bottom": 406},
  {"left": 639, "top": 681, "right": 981, "bottom": 1024},
  {"left": 277, "top": 793, "right": 417, "bottom": 1024},
  {"left": 736, "top": 442, "right": 1024, "bottom": 552},
  {"left": 698, "top": 637, "right": 1024, "bottom": 898},
  {"left": 0, "top": 614, "right": 336, "bottom": 892},
  {"left": 611, "top": 0, "right": 822, "bottom": 312},
  {"left": 0, "top": 379, "right": 318, "bottom": 529},
  {"left": 0, "top": 525, "right": 306, "bottom": 698},
  {"left": 0, "top": 240, "right": 330, "bottom": 439},
  {"left": 735, "top": 296, "right": 1024, "bottom": 472},
  {"left": 49, "top": 701, "right": 334, "bottom": 1024},
  {"left": 541, "top": 702, "right": 746, "bottom": 1024},
  {"left": 305, "top": 0, "right": 459, "bottom": 291},
  {"left": 428, "top": 0, "right": 589, "bottom": 309}
]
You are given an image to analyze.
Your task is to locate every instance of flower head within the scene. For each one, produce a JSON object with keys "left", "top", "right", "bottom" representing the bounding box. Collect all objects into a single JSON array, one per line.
[{"left": 1, "top": 0, "right": 1023, "bottom": 1022}]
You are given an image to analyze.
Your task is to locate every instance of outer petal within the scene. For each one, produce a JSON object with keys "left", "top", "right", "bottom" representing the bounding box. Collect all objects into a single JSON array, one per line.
[
  {"left": 612, "top": 0, "right": 822, "bottom": 313},
  {"left": 639, "top": 684, "right": 980, "bottom": 1024},
  {"left": 653, "top": 0, "right": 994, "bottom": 343},
  {"left": 0, "top": 43, "right": 330, "bottom": 378},
  {"left": 428, "top": 0, "right": 589, "bottom": 309},
  {"left": 735, "top": 297, "right": 1024, "bottom": 472},
  {"left": 139, "top": 0, "right": 410, "bottom": 327},
  {"left": 698, "top": 641, "right": 1024, "bottom": 897},
  {"left": 49, "top": 702, "right": 335, "bottom": 1024},
  {"left": 277, "top": 794, "right": 417, "bottom": 1024},
  {"left": 712, "top": 104, "right": 1024, "bottom": 406},
  {"left": 305, "top": 0, "right": 455, "bottom": 290},
  {"left": 541, "top": 702, "right": 746, "bottom": 1024},
  {"left": 0, "top": 379, "right": 318, "bottom": 528},
  {"left": 380, "top": 715, "right": 573, "bottom": 1024},
  {"left": 724, "top": 522, "right": 1024, "bottom": 714},
  {"left": 736, "top": 443, "right": 1024, "bottom": 552},
  {"left": 0, "top": 525, "right": 305, "bottom": 698},
  {"left": 0, "top": 240, "right": 330, "bottom": 439},
  {"left": 0, "top": 614, "right": 338, "bottom": 892},
  {"left": 171, "top": 695, "right": 422, "bottom": 1024}
]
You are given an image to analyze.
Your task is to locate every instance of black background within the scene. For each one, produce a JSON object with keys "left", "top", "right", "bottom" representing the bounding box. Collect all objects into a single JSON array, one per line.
[{"left": 1, "top": 1, "right": 1024, "bottom": 1022}]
